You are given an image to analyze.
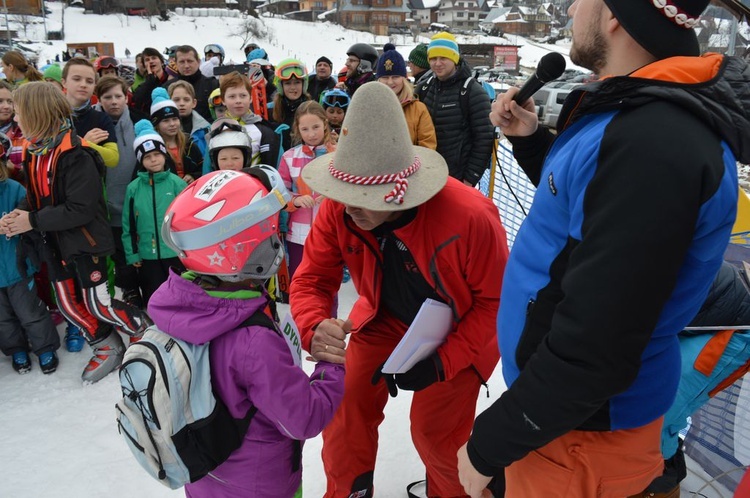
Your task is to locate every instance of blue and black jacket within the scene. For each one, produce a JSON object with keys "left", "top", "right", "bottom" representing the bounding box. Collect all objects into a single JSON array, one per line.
[{"left": 468, "top": 54, "right": 750, "bottom": 474}]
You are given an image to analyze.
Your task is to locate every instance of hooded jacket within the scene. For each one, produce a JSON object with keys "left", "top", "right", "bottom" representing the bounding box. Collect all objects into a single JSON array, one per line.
[
  {"left": 121, "top": 170, "right": 187, "bottom": 264},
  {"left": 148, "top": 271, "right": 345, "bottom": 498},
  {"left": 415, "top": 60, "right": 494, "bottom": 186},
  {"left": 467, "top": 54, "right": 749, "bottom": 475},
  {"left": 402, "top": 98, "right": 437, "bottom": 150}
]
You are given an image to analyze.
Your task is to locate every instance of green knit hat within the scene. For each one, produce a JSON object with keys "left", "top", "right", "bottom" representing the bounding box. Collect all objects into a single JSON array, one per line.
[
  {"left": 408, "top": 43, "right": 429, "bottom": 70},
  {"left": 43, "top": 64, "right": 62, "bottom": 84}
]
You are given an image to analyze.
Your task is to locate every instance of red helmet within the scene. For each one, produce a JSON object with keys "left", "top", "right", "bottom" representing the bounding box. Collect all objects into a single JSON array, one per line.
[{"left": 161, "top": 166, "right": 291, "bottom": 282}]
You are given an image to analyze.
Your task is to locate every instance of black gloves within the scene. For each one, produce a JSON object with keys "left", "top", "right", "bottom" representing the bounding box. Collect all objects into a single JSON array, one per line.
[{"left": 371, "top": 353, "right": 445, "bottom": 397}]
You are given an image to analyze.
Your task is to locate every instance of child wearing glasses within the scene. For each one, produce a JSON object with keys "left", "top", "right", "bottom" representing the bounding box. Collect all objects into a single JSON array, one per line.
[{"left": 272, "top": 58, "right": 311, "bottom": 152}]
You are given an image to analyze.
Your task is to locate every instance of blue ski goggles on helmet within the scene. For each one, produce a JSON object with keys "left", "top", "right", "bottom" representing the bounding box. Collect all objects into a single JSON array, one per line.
[{"left": 321, "top": 90, "right": 350, "bottom": 109}]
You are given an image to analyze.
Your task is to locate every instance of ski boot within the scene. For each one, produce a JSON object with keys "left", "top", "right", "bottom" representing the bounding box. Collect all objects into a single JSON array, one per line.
[
  {"left": 64, "top": 322, "right": 85, "bottom": 353},
  {"left": 81, "top": 330, "right": 125, "bottom": 383}
]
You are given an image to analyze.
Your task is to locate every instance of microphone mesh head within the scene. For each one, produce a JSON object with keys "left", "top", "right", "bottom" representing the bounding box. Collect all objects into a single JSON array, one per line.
[{"left": 537, "top": 52, "right": 566, "bottom": 83}]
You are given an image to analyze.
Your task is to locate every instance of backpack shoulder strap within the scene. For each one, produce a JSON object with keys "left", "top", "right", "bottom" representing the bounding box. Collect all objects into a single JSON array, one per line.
[
  {"left": 459, "top": 76, "right": 473, "bottom": 124},
  {"left": 240, "top": 308, "right": 278, "bottom": 334}
]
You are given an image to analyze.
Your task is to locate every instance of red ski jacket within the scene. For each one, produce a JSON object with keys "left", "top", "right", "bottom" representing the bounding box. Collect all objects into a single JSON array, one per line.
[{"left": 290, "top": 177, "right": 509, "bottom": 381}]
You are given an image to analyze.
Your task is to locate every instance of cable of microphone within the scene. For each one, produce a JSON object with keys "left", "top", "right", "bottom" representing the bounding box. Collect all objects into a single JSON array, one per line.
[{"left": 512, "top": 52, "right": 566, "bottom": 105}]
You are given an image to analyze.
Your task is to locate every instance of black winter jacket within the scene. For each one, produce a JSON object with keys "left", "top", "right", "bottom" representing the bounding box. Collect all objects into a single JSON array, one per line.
[
  {"left": 689, "top": 261, "right": 750, "bottom": 328},
  {"left": 307, "top": 74, "right": 336, "bottom": 104},
  {"left": 22, "top": 133, "right": 115, "bottom": 261},
  {"left": 416, "top": 60, "right": 494, "bottom": 186},
  {"left": 132, "top": 70, "right": 171, "bottom": 115}
]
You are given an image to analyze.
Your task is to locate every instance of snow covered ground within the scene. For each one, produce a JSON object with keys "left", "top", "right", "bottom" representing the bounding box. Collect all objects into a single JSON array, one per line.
[
  {"left": 0, "top": 283, "right": 510, "bottom": 497},
  {"left": 0, "top": 4, "right": 741, "bottom": 497}
]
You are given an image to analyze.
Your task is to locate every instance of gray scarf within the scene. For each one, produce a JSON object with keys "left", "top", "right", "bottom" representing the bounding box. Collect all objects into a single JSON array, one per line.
[{"left": 105, "top": 108, "right": 137, "bottom": 227}]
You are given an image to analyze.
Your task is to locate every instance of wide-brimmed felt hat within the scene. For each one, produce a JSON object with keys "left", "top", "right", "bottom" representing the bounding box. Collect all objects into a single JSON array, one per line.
[
  {"left": 302, "top": 82, "right": 448, "bottom": 211},
  {"left": 603, "top": 0, "right": 708, "bottom": 59}
]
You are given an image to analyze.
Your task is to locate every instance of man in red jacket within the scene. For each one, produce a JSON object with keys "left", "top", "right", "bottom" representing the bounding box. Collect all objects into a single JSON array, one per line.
[{"left": 290, "top": 81, "right": 509, "bottom": 498}]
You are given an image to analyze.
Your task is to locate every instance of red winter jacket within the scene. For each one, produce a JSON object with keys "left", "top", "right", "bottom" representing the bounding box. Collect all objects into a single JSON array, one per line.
[{"left": 290, "top": 177, "right": 508, "bottom": 381}]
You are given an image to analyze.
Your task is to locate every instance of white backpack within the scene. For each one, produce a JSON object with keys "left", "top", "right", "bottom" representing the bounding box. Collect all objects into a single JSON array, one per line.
[{"left": 115, "top": 311, "right": 274, "bottom": 489}]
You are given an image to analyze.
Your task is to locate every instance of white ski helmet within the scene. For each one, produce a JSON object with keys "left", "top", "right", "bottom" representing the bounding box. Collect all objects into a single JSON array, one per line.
[{"left": 208, "top": 118, "right": 253, "bottom": 169}]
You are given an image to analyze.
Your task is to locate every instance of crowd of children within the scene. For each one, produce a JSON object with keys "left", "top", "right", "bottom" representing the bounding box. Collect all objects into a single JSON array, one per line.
[
  {"left": 0, "top": 41, "right": 425, "bottom": 497},
  {"left": 0, "top": 44, "right": 358, "bottom": 383}
]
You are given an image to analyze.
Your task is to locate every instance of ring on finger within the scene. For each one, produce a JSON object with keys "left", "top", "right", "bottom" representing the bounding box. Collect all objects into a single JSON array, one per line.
[{"left": 325, "top": 344, "right": 329, "bottom": 351}]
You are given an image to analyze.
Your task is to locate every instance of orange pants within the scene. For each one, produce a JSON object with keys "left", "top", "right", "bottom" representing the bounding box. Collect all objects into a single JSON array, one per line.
[
  {"left": 505, "top": 416, "right": 665, "bottom": 498},
  {"left": 322, "top": 311, "right": 481, "bottom": 498}
]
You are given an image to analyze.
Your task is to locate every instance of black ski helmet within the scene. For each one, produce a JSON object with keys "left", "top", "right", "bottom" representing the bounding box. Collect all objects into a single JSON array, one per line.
[{"left": 346, "top": 43, "right": 378, "bottom": 73}]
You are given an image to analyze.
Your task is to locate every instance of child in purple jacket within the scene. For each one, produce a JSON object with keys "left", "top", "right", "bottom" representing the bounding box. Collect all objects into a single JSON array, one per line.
[{"left": 149, "top": 167, "right": 346, "bottom": 497}]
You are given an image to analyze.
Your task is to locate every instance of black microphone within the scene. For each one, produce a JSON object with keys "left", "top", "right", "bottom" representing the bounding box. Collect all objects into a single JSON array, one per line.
[{"left": 513, "top": 52, "right": 566, "bottom": 105}]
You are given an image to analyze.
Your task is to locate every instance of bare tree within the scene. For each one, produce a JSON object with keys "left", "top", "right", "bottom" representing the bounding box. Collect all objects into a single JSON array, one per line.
[
  {"left": 233, "top": 16, "right": 269, "bottom": 50},
  {"left": 10, "top": 14, "right": 32, "bottom": 38}
]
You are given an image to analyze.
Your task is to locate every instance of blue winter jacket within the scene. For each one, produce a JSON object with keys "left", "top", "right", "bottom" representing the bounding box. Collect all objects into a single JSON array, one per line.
[{"left": 468, "top": 54, "right": 750, "bottom": 474}]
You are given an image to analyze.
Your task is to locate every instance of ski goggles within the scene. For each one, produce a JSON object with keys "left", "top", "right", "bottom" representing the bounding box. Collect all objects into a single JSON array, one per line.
[
  {"left": 204, "top": 44, "right": 222, "bottom": 55},
  {"left": 321, "top": 92, "right": 350, "bottom": 109},
  {"left": 276, "top": 61, "right": 306, "bottom": 81},
  {"left": 98, "top": 57, "right": 118, "bottom": 69},
  {"left": 209, "top": 119, "right": 243, "bottom": 139},
  {"left": 210, "top": 94, "right": 224, "bottom": 108}
]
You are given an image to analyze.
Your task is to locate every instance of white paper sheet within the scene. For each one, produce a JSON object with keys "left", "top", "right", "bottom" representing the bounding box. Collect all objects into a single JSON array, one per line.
[{"left": 382, "top": 299, "right": 453, "bottom": 374}]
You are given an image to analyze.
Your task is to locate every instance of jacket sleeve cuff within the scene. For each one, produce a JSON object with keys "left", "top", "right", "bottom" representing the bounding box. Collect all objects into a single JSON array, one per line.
[
  {"left": 467, "top": 436, "right": 499, "bottom": 477},
  {"left": 29, "top": 211, "right": 39, "bottom": 229},
  {"left": 506, "top": 126, "right": 552, "bottom": 154}
]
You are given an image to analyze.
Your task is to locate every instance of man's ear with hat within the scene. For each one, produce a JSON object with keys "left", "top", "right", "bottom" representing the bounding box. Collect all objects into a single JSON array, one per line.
[{"left": 302, "top": 82, "right": 448, "bottom": 211}]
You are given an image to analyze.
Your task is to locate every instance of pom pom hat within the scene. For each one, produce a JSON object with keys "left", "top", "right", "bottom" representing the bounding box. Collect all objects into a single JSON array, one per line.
[
  {"left": 302, "top": 82, "right": 448, "bottom": 211},
  {"left": 427, "top": 32, "right": 460, "bottom": 65},
  {"left": 150, "top": 87, "right": 179, "bottom": 125},
  {"left": 408, "top": 43, "right": 429, "bottom": 70},
  {"left": 375, "top": 43, "right": 407, "bottom": 78},
  {"left": 133, "top": 119, "right": 168, "bottom": 164}
]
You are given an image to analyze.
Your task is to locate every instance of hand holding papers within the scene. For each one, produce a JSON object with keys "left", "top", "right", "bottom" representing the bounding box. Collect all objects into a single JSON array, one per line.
[{"left": 382, "top": 299, "right": 453, "bottom": 375}]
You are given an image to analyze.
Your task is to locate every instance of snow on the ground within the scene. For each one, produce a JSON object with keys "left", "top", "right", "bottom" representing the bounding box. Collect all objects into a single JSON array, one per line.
[{"left": 0, "top": 281, "right": 508, "bottom": 497}]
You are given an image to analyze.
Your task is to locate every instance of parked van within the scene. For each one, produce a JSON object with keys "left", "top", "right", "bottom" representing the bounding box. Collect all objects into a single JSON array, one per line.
[{"left": 534, "top": 83, "right": 579, "bottom": 129}]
